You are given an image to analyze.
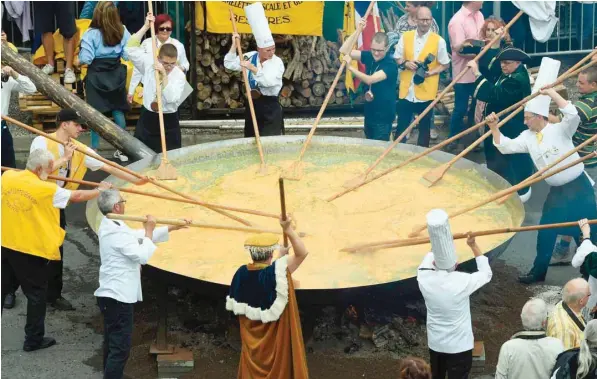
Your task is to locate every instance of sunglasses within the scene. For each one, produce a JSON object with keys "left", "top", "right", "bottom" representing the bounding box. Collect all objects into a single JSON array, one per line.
[{"left": 158, "top": 27, "right": 172, "bottom": 32}]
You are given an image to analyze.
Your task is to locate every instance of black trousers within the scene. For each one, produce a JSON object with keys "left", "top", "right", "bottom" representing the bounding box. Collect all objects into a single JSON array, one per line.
[
  {"left": 1, "top": 121, "right": 16, "bottom": 169},
  {"left": 396, "top": 99, "right": 432, "bottom": 147},
  {"left": 134, "top": 108, "right": 181, "bottom": 154},
  {"left": 429, "top": 349, "right": 473, "bottom": 379},
  {"left": 97, "top": 297, "right": 134, "bottom": 379},
  {"left": 1, "top": 247, "right": 50, "bottom": 346},
  {"left": 244, "top": 95, "right": 284, "bottom": 137},
  {"left": 46, "top": 209, "right": 66, "bottom": 302}
]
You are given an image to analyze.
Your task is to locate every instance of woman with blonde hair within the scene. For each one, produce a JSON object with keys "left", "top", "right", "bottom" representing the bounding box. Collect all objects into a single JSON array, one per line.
[
  {"left": 551, "top": 319, "right": 597, "bottom": 379},
  {"left": 473, "top": 16, "right": 512, "bottom": 124},
  {"left": 79, "top": 1, "right": 131, "bottom": 161},
  {"left": 398, "top": 357, "right": 432, "bottom": 379}
]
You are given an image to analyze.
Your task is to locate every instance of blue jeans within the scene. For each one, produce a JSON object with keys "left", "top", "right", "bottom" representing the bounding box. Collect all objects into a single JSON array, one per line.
[
  {"left": 449, "top": 83, "right": 476, "bottom": 140},
  {"left": 97, "top": 296, "right": 133, "bottom": 379},
  {"left": 91, "top": 110, "right": 126, "bottom": 149}
]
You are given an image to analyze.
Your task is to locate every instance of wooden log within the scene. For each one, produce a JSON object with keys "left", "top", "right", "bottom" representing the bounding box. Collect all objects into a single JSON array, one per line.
[
  {"left": 197, "top": 83, "right": 212, "bottom": 101},
  {"left": 201, "top": 51, "right": 212, "bottom": 67},
  {"left": 221, "top": 72, "right": 231, "bottom": 84},
  {"left": 312, "top": 82, "right": 326, "bottom": 97},
  {"left": 0, "top": 41, "right": 153, "bottom": 160},
  {"left": 298, "top": 87, "right": 312, "bottom": 98},
  {"left": 311, "top": 58, "right": 324, "bottom": 75},
  {"left": 280, "top": 84, "right": 294, "bottom": 98}
]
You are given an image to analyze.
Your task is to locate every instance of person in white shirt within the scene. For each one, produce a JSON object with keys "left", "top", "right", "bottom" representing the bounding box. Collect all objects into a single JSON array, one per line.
[
  {"left": 417, "top": 208, "right": 492, "bottom": 379},
  {"left": 1, "top": 36, "right": 37, "bottom": 169},
  {"left": 487, "top": 87, "right": 597, "bottom": 284},
  {"left": 571, "top": 218, "right": 597, "bottom": 321},
  {"left": 1, "top": 149, "right": 111, "bottom": 352},
  {"left": 495, "top": 298, "right": 564, "bottom": 379},
  {"left": 127, "top": 13, "right": 189, "bottom": 104},
  {"left": 224, "top": 2, "right": 285, "bottom": 138},
  {"left": 125, "top": 12, "right": 187, "bottom": 153},
  {"left": 94, "top": 189, "right": 190, "bottom": 378},
  {"left": 28, "top": 108, "right": 146, "bottom": 311},
  {"left": 394, "top": 6, "right": 450, "bottom": 147}
]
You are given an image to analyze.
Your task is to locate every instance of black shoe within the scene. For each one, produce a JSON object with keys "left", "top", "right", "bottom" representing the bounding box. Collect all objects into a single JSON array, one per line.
[
  {"left": 445, "top": 142, "right": 462, "bottom": 154},
  {"left": 518, "top": 272, "right": 546, "bottom": 284},
  {"left": 49, "top": 297, "right": 75, "bottom": 311},
  {"left": 4, "top": 292, "right": 16, "bottom": 309},
  {"left": 23, "top": 337, "right": 56, "bottom": 352}
]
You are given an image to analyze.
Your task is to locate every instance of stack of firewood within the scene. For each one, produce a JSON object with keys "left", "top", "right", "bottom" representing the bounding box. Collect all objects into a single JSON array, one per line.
[{"left": 195, "top": 32, "right": 351, "bottom": 111}]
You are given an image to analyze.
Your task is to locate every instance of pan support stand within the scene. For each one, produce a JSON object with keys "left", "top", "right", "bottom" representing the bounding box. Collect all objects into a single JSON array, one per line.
[{"left": 150, "top": 282, "right": 175, "bottom": 355}]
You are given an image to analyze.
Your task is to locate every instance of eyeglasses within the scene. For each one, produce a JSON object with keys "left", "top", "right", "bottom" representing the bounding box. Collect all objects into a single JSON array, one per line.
[
  {"left": 158, "top": 27, "right": 172, "bottom": 32},
  {"left": 371, "top": 48, "right": 386, "bottom": 54},
  {"left": 159, "top": 60, "right": 177, "bottom": 68},
  {"left": 117, "top": 199, "right": 127, "bottom": 204},
  {"left": 418, "top": 18, "right": 432, "bottom": 23},
  {"left": 523, "top": 115, "right": 537, "bottom": 122}
]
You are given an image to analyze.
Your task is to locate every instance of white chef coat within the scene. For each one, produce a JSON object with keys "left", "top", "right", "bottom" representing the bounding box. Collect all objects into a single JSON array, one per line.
[
  {"left": 94, "top": 216, "right": 169, "bottom": 303},
  {"left": 125, "top": 39, "right": 187, "bottom": 114},
  {"left": 494, "top": 103, "right": 590, "bottom": 187},
  {"left": 495, "top": 331, "right": 564, "bottom": 379},
  {"left": 417, "top": 252, "right": 492, "bottom": 354},
  {"left": 1, "top": 73, "right": 36, "bottom": 116},
  {"left": 30, "top": 136, "right": 104, "bottom": 188},
  {"left": 223, "top": 51, "right": 284, "bottom": 97},
  {"left": 393, "top": 29, "right": 450, "bottom": 103},
  {"left": 128, "top": 36, "right": 190, "bottom": 96}
]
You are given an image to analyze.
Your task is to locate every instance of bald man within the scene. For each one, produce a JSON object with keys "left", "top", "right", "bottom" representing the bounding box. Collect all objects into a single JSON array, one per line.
[{"left": 547, "top": 278, "right": 589, "bottom": 349}]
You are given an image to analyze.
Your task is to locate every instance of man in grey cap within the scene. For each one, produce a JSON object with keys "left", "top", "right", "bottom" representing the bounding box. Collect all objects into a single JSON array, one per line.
[{"left": 417, "top": 208, "right": 493, "bottom": 378}]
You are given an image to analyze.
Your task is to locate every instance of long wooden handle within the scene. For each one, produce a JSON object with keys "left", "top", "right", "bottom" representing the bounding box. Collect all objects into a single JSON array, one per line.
[
  {"left": 229, "top": 8, "right": 266, "bottom": 169},
  {"left": 409, "top": 152, "right": 597, "bottom": 236},
  {"left": 107, "top": 213, "right": 283, "bottom": 235},
  {"left": 296, "top": 1, "right": 377, "bottom": 163},
  {"left": 342, "top": 219, "right": 597, "bottom": 252},
  {"left": 2, "top": 115, "right": 252, "bottom": 225},
  {"left": 331, "top": 49, "right": 597, "bottom": 202},
  {"left": 445, "top": 58, "right": 597, "bottom": 174},
  {"left": 147, "top": 1, "right": 168, "bottom": 161},
  {"left": 0, "top": 166, "right": 278, "bottom": 219},
  {"left": 279, "top": 177, "right": 289, "bottom": 247},
  {"left": 361, "top": 10, "right": 524, "bottom": 178}
]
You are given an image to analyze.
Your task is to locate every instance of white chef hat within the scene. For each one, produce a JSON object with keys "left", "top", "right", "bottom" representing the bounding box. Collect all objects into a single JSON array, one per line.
[
  {"left": 524, "top": 57, "right": 561, "bottom": 117},
  {"left": 426, "top": 209, "right": 458, "bottom": 270},
  {"left": 245, "top": 2, "right": 274, "bottom": 49}
]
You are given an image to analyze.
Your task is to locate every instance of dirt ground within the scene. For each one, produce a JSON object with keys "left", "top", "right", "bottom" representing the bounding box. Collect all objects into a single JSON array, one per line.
[{"left": 85, "top": 259, "right": 532, "bottom": 379}]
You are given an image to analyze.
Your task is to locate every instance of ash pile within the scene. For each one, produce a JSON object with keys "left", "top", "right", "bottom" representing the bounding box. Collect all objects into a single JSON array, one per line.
[{"left": 308, "top": 303, "right": 428, "bottom": 356}]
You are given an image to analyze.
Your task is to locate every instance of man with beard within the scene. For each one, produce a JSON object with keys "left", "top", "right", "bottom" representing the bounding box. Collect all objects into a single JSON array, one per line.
[{"left": 394, "top": 6, "right": 450, "bottom": 147}]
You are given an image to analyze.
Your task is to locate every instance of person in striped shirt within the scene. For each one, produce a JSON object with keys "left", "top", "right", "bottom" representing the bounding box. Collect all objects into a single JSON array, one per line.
[{"left": 549, "top": 66, "right": 597, "bottom": 265}]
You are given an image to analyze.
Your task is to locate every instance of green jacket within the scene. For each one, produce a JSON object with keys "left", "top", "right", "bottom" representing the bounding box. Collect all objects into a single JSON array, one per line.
[{"left": 473, "top": 63, "right": 531, "bottom": 138}]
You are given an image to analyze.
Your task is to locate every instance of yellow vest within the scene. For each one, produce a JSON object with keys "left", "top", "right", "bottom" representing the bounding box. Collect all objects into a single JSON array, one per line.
[
  {"left": 1, "top": 170, "right": 65, "bottom": 260},
  {"left": 46, "top": 133, "right": 88, "bottom": 190},
  {"left": 399, "top": 30, "right": 441, "bottom": 101}
]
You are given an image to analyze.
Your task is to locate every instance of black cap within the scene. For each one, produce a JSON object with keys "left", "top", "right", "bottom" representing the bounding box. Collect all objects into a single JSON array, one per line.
[
  {"left": 496, "top": 47, "right": 530, "bottom": 63},
  {"left": 56, "top": 109, "right": 85, "bottom": 126}
]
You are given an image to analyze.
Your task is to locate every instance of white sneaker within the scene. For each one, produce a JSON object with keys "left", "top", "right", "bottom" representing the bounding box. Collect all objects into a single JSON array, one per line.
[
  {"left": 114, "top": 150, "right": 129, "bottom": 162},
  {"left": 430, "top": 128, "right": 439, "bottom": 140},
  {"left": 63, "top": 68, "right": 76, "bottom": 84},
  {"left": 41, "top": 64, "right": 55, "bottom": 75}
]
